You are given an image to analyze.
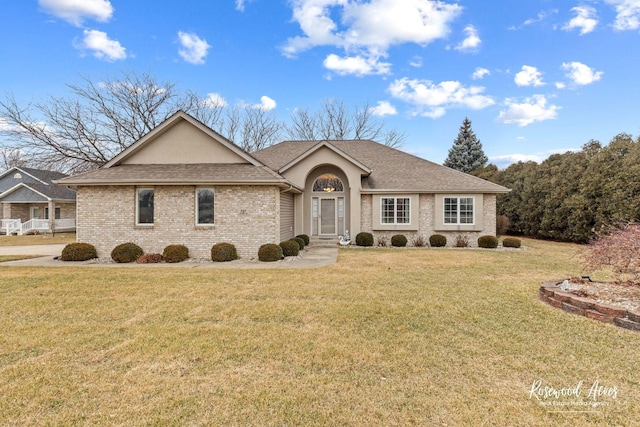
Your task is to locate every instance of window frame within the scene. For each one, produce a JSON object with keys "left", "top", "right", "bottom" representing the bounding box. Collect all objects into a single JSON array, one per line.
[
  {"left": 136, "top": 188, "right": 155, "bottom": 226},
  {"left": 195, "top": 188, "right": 215, "bottom": 226},
  {"left": 443, "top": 196, "right": 475, "bottom": 225},
  {"left": 380, "top": 197, "right": 411, "bottom": 225},
  {"left": 44, "top": 207, "right": 61, "bottom": 220}
]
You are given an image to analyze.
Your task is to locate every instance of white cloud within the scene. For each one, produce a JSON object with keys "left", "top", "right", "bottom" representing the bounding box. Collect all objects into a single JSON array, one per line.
[
  {"left": 472, "top": 67, "right": 490, "bottom": 80},
  {"left": 509, "top": 9, "right": 558, "bottom": 30},
  {"left": 455, "top": 25, "right": 481, "bottom": 52},
  {"left": 282, "top": 0, "right": 462, "bottom": 75},
  {"left": 555, "top": 81, "right": 566, "bottom": 89},
  {"left": 563, "top": 6, "right": 598, "bottom": 35},
  {"left": 388, "top": 77, "right": 495, "bottom": 119},
  {"left": 253, "top": 96, "right": 277, "bottom": 111},
  {"left": 203, "top": 93, "right": 227, "bottom": 108},
  {"left": 75, "top": 29, "right": 126, "bottom": 61},
  {"left": 605, "top": 0, "right": 640, "bottom": 30},
  {"left": 323, "top": 53, "right": 391, "bottom": 76},
  {"left": 369, "top": 101, "right": 397, "bottom": 116},
  {"left": 235, "top": 0, "right": 253, "bottom": 12},
  {"left": 497, "top": 95, "right": 559, "bottom": 127},
  {"left": 562, "top": 61, "right": 603, "bottom": 85},
  {"left": 514, "top": 65, "right": 545, "bottom": 87},
  {"left": 38, "top": 0, "right": 113, "bottom": 26},
  {"left": 177, "top": 31, "right": 211, "bottom": 65},
  {"left": 409, "top": 55, "right": 423, "bottom": 68}
]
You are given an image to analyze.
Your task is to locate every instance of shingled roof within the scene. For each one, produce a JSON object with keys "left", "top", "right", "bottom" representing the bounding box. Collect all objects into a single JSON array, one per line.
[
  {"left": 253, "top": 140, "right": 509, "bottom": 194},
  {"left": 56, "top": 163, "right": 293, "bottom": 187},
  {"left": 0, "top": 166, "right": 76, "bottom": 201}
]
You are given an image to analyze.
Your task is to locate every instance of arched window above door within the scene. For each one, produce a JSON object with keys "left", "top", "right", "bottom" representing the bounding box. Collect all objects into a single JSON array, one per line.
[{"left": 313, "top": 173, "right": 344, "bottom": 192}]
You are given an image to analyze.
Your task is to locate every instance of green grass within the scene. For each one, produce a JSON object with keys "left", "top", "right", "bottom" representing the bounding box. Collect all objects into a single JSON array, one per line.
[
  {"left": 1, "top": 238, "right": 638, "bottom": 426},
  {"left": 0, "top": 233, "right": 76, "bottom": 246}
]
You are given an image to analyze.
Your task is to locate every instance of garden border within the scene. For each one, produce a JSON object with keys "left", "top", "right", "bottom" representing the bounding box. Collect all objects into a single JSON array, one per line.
[{"left": 539, "top": 280, "right": 640, "bottom": 332}]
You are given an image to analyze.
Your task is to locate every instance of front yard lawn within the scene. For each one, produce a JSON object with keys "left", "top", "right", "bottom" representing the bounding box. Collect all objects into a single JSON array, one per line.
[
  {"left": 0, "top": 232, "right": 76, "bottom": 246},
  {"left": 1, "top": 238, "right": 637, "bottom": 426}
]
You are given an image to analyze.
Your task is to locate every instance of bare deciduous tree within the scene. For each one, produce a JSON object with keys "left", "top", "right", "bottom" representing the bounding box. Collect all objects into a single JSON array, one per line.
[{"left": 286, "top": 99, "right": 405, "bottom": 147}]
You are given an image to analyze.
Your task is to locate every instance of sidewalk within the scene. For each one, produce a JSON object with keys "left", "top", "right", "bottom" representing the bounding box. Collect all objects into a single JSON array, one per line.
[{"left": 0, "top": 244, "right": 338, "bottom": 269}]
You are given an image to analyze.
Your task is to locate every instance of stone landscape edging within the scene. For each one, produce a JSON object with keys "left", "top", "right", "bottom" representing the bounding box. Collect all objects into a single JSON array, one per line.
[{"left": 539, "top": 280, "right": 640, "bottom": 332}]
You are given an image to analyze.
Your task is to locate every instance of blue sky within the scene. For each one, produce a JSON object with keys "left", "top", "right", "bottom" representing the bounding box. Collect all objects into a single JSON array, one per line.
[{"left": 2, "top": 0, "right": 640, "bottom": 167}]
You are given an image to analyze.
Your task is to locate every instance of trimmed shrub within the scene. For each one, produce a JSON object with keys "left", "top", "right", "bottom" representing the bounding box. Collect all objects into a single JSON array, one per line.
[
  {"left": 356, "top": 232, "right": 374, "bottom": 247},
  {"left": 412, "top": 235, "right": 427, "bottom": 247},
  {"left": 429, "top": 234, "right": 447, "bottom": 247},
  {"left": 478, "top": 235, "right": 499, "bottom": 249},
  {"left": 111, "top": 242, "right": 143, "bottom": 263},
  {"left": 377, "top": 235, "right": 388, "bottom": 247},
  {"left": 296, "top": 234, "right": 310, "bottom": 246},
  {"left": 391, "top": 234, "right": 408, "bottom": 247},
  {"left": 293, "top": 236, "right": 305, "bottom": 250},
  {"left": 211, "top": 242, "right": 238, "bottom": 262},
  {"left": 61, "top": 243, "right": 97, "bottom": 261},
  {"left": 280, "top": 240, "right": 300, "bottom": 257},
  {"left": 136, "top": 253, "right": 163, "bottom": 264},
  {"left": 258, "top": 243, "right": 283, "bottom": 262},
  {"left": 502, "top": 237, "right": 522, "bottom": 248},
  {"left": 163, "top": 244, "right": 189, "bottom": 263},
  {"left": 454, "top": 234, "right": 470, "bottom": 248}
]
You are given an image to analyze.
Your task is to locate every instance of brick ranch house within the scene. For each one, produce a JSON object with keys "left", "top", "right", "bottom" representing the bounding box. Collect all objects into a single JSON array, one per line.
[{"left": 56, "top": 111, "right": 509, "bottom": 259}]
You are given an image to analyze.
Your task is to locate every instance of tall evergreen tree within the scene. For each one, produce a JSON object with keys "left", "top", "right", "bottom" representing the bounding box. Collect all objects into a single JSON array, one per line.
[{"left": 443, "top": 117, "right": 488, "bottom": 173}]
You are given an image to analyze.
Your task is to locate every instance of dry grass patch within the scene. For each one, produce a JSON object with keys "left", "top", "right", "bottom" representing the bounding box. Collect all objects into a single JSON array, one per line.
[
  {"left": 0, "top": 255, "right": 45, "bottom": 263},
  {"left": 1, "top": 238, "right": 638, "bottom": 425},
  {"left": 0, "top": 233, "right": 76, "bottom": 246}
]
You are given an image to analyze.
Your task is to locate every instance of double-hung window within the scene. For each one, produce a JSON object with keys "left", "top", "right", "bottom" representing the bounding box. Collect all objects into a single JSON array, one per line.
[
  {"left": 196, "top": 188, "right": 214, "bottom": 225},
  {"left": 137, "top": 188, "right": 154, "bottom": 225},
  {"left": 444, "top": 197, "right": 474, "bottom": 225},
  {"left": 381, "top": 197, "right": 410, "bottom": 224}
]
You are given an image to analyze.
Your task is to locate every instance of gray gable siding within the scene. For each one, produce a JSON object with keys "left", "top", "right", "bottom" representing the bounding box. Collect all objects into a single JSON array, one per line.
[
  {"left": 0, "top": 172, "right": 40, "bottom": 193},
  {"left": 2, "top": 186, "right": 48, "bottom": 202}
]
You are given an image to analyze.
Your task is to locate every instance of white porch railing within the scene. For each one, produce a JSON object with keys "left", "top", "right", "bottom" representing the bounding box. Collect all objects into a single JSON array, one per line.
[
  {"left": 2, "top": 219, "right": 21, "bottom": 235},
  {"left": 54, "top": 218, "right": 76, "bottom": 231},
  {"left": 1, "top": 218, "right": 76, "bottom": 235},
  {"left": 20, "top": 219, "right": 50, "bottom": 235}
]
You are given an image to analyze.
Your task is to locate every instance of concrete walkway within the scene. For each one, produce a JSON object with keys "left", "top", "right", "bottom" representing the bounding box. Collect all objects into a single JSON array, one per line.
[{"left": 0, "top": 244, "right": 338, "bottom": 269}]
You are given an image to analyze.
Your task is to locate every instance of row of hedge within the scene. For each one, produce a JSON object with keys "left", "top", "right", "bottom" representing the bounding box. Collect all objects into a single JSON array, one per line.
[
  {"left": 353, "top": 232, "right": 521, "bottom": 249},
  {"left": 61, "top": 234, "right": 312, "bottom": 263}
]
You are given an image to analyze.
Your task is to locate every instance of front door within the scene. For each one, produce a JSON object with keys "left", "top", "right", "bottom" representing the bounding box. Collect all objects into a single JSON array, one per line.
[
  {"left": 320, "top": 198, "right": 336, "bottom": 235},
  {"left": 30, "top": 206, "right": 40, "bottom": 219},
  {"left": 312, "top": 197, "right": 345, "bottom": 237}
]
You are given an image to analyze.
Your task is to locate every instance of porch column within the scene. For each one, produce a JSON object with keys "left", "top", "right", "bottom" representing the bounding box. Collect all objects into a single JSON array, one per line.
[
  {"left": 2, "top": 202, "right": 10, "bottom": 219},
  {"left": 48, "top": 200, "right": 55, "bottom": 232}
]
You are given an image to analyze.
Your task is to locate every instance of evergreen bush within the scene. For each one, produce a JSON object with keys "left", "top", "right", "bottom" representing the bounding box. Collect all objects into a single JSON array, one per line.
[
  {"left": 211, "top": 242, "right": 238, "bottom": 262},
  {"left": 280, "top": 240, "right": 300, "bottom": 257},
  {"left": 258, "top": 243, "right": 283, "bottom": 262},
  {"left": 502, "top": 237, "right": 522, "bottom": 248},
  {"left": 478, "top": 235, "right": 499, "bottom": 248},
  {"left": 391, "top": 234, "right": 408, "bottom": 247},
  {"left": 429, "top": 234, "right": 447, "bottom": 247},
  {"left": 296, "top": 234, "right": 310, "bottom": 245},
  {"left": 61, "top": 242, "right": 97, "bottom": 261},
  {"left": 355, "top": 232, "right": 374, "bottom": 247},
  {"left": 293, "top": 236, "right": 305, "bottom": 250},
  {"left": 111, "top": 242, "right": 144, "bottom": 263},
  {"left": 163, "top": 244, "right": 189, "bottom": 263}
]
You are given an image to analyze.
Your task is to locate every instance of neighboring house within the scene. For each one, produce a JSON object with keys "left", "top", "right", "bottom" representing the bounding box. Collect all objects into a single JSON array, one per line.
[
  {"left": 57, "top": 111, "right": 509, "bottom": 259},
  {"left": 0, "top": 166, "right": 77, "bottom": 235}
]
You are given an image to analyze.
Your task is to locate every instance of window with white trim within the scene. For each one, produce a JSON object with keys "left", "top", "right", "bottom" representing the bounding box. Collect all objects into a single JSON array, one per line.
[
  {"left": 196, "top": 188, "right": 214, "bottom": 225},
  {"left": 44, "top": 207, "right": 61, "bottom": 220},
  {"left": 381, "top": 197, "right": 410, "bottom": 224},
  {"left": 444, "top": 197, "right": 474, "bottom": 224},
  {"left": 136, "top": 188, "right": 154, "bottom": 225}
]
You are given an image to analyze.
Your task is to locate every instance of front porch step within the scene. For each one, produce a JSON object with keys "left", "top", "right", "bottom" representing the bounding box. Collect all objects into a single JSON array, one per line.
[{"left": 309, "top": 237, "right": 339, "bottom": 247}]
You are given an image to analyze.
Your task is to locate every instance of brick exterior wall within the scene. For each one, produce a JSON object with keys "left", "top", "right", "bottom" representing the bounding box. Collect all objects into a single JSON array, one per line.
[
  {"left": 359, "top": 193, "right": 497, "bottom": 247},
  {"left": 77, "top": 185, "right": 280, "bottom": 259}
]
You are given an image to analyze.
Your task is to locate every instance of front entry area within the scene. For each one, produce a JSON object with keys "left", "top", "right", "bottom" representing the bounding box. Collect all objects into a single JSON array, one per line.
[{"left": 312, "top": 196, "right": 345, "bottom": 237}]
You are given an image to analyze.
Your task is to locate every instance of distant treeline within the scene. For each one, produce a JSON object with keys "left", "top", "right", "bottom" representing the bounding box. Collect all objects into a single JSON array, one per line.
[{"left": 472, "top": 133, "right": 640, "bottom": 243}]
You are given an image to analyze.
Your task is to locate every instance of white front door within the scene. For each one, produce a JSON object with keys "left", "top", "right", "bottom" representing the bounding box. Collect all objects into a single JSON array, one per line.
[
  {"left": 312, "top": 196, "right": 345, "bottom": 236},
  {"left": 320, "top": 198, "right": 336, "bottom": 235},
  {"left": 30, "top": 207, "right": 40, "bottom": 219}
]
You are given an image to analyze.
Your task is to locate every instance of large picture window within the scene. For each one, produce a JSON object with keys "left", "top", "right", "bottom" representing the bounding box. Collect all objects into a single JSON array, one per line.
[
  {"left": 196, "top": 188, "right": 214, "bottom": 225},
  {"left": 381, "top": 197, "right": 410, "bottom": 224},
  {"left": 137, "top": 188, "right": 154, "bottom": 225},
  {"left": 444, "top": 197, "right": 474, "bottom": 225}
]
